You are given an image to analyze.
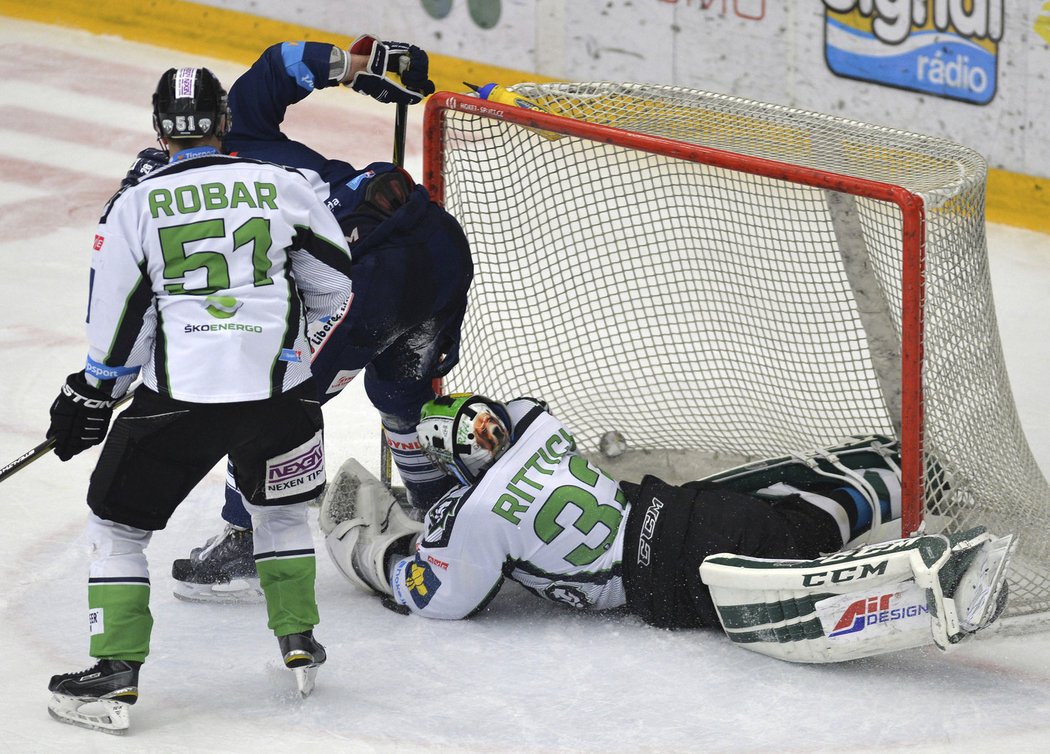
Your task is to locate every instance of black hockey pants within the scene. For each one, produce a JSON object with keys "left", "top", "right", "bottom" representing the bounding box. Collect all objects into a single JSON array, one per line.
[{"left": 620, "top": 475, "right": 842, "bottom": 629}]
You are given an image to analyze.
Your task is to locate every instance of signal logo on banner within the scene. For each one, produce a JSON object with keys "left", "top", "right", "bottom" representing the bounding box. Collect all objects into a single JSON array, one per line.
[{"left": 822, "top": 0, "right": 1003, "bottom": 105}]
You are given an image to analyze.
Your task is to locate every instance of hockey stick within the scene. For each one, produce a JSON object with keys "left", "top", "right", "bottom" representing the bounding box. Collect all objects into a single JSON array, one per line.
[
  {"left": 0, "top": 391, "right": 134, "bottom": 483},
  {"left": 392, "top": 99, "right": 408, "bottom": 170},
  {"left": 0, "top": 438, "right": 57, "bottom": 482},
  {"left": 379, "top": 99, "right": 410, "bottom": 488}
]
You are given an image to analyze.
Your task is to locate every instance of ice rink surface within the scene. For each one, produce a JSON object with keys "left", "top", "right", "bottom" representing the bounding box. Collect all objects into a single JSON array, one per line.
[{"left": 2, "top": 18, "right": 1050, "bottom": 753}]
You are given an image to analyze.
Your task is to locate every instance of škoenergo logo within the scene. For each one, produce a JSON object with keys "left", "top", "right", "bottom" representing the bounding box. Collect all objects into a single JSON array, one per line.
[
  {"left": 184, "top": 323, "right": 262, "bottom": 333},
  {"left": 823, "top": 0, "right": 1003, "bottom": 105},
  {"left": 828, "top": 593, "right": 929, "bottom": 637},
  {"left": 205, "top": 295, "right": 242, "bottom": 319}
]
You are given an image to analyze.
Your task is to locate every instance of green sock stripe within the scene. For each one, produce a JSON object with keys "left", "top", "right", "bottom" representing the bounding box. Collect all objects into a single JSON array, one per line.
[
  {"left": 256, "top": 555, "right": 319, "bottom": 636},
  {"left": 87, "top": 583, "right": 153, "bottom": 663}
]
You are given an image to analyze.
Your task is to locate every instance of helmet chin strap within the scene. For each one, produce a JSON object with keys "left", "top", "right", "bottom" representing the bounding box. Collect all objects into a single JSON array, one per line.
[{"left": 449, "top": 462, "right": 472, "bottom": 487}]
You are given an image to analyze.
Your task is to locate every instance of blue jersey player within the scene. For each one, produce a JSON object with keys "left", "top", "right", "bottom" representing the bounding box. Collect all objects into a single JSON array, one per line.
[{"left": 134, "top": 37, "right": 473, "bottom": 601}]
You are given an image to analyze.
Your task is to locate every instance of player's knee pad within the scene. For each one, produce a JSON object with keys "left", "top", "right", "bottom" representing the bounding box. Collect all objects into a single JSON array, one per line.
[
  {"left": 86, "top": 513, "right": 152, "bottom": 581},
  {"left": 244, "top": 501, "right": 314, "bottom": 556},
  {"left": 364, "top": 355, "right": 441, "bottom": 417}
]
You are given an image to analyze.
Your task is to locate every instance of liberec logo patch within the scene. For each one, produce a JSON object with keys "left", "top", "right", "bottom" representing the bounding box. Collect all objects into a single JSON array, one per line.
[
  {"left": 405, "top": 556, "right": 442, "bottom": 608},
  {"left": 822, "top": 0, "right": 1003, "bottom": 105},
  {"left": 827, "top": 592, "right": 929, "bottom": 637}
]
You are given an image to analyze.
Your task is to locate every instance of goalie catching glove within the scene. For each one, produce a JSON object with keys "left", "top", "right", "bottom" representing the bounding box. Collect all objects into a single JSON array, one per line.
[
  {"left": 347, "top": 35, "right": 436, "bottom": 105},
  {"left": 699, "top": 528, "right": 1015, "bottom": 663},
  {"left": 47, "top": 372, "right": 119, "bottom": 461},
  {"left": 320, "top": 457, "right": 422, "bottom": 597}
]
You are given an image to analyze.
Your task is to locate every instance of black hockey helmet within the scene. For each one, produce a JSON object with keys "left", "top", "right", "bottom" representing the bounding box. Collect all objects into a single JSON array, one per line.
[{"left": 152, "top": 67, "right": 230, "bottom": 140}]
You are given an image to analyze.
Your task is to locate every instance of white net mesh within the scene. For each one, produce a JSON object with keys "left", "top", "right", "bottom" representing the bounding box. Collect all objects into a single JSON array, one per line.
[{"left": 429, "top": 82, "right": 1050, "bottom": 619}]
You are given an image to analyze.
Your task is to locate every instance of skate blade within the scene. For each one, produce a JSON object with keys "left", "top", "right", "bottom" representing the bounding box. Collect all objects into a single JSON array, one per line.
[
  {"left": 293, "top": 665, "right": 319, "bottom": 698},
  {"left": 172, "top": 577, "right": 264, "bottom": 604},
  {"left": 48, "top": 694, "right": 130, "bottom": 735}
]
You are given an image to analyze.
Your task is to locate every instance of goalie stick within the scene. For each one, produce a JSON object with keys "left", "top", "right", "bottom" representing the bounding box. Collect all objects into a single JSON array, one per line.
[{"left": 0, "top": 391, "right": 134, "bottom": 484}]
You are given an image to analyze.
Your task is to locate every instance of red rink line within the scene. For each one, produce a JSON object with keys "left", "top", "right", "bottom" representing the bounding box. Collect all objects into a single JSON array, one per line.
[
  {"left": 0, "top": 322, "right": 84, "bottom": 351},
  {"left": 0, "top": 42, "right": 170, "bottom": 240},
  {"left": 2, "top": 104, "right": 154, "bottom": 155},
  {"left": 0, "top": 43, "right": 178, "bottom": 107},
  {"left": 0, "top": 39, "right": 413, "bottom": 165},
  {"left": 0, "top": 155, "right": 113, "bottom": 242},
  {"left": 0, "top": 38, "right": 420, "bottom": 245}
]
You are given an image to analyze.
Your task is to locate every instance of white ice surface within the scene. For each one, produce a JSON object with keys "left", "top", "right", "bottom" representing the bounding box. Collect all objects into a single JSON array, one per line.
[{"left": 2, "top": 18, "right": 1050, "bottom": 754}]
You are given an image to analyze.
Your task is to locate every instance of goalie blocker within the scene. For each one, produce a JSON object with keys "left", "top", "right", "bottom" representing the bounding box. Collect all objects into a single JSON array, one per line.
[{"left": 700, "top": 529, "right": 1015, "bottom": 663}]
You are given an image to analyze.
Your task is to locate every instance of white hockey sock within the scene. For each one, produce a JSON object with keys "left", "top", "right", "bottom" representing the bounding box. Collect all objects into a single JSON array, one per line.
[{"left": 384, "top": 426, "right": 447, "bottom": 487}]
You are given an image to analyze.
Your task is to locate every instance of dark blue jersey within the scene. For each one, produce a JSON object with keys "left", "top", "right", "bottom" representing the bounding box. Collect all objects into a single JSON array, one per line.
[{"left": 224, "top": 41, "right": 400, "bottom": 220}]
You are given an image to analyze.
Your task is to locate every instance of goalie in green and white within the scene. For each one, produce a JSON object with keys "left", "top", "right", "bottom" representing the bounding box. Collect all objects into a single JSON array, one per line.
[{"left": 321, "top": 393, "right": 1014, "bottom": 663}]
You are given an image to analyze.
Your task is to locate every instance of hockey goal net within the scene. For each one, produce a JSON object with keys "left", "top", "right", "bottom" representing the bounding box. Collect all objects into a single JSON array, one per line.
[{"left": 423, "top": 83, "right": 1050, "bottom": 621}]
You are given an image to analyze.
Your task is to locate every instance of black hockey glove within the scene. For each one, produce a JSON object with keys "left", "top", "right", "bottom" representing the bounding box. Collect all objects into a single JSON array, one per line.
[
  {"left": 383, "top": 41, "right": 436, "bottom": 98},
  {"left": 348, "top": 35, "right": 436, "bottom": 105},
  {"left": 47, "top": 372, "right": 118, "bottom": 461}
]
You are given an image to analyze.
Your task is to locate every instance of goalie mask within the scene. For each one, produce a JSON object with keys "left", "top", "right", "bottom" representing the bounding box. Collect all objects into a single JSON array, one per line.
[
  {"left": 152, "top": 67, "right": 231, "bottom": 141},
  {"left": 417, "top": 394, "right": 511, "bottom": 485}
]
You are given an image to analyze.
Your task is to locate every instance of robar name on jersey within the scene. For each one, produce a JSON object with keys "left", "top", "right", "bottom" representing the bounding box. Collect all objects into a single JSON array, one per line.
[{"left": 148, "top": 181, "right": 278, "bottom": 218}]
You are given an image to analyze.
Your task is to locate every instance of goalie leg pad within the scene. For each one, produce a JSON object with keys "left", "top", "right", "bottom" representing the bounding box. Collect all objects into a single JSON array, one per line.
[
  {"left": 696, "top": 435, "right": 900, "bottom": 493},
  {"left": 698, "top": 530, "right": 1015, "bottom": 663},
  {"left": 924, "top": 529, "right": 1015, "bottom": 646},
  {"left": 696, "top": 435, "right": 903, "bottom": 547}
]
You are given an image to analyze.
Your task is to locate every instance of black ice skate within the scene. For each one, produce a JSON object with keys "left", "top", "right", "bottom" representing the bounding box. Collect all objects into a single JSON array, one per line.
[
  {"left": 171, "top": 524, "right": 263, "bottom": 603},
  {"left": 278, "top": 630, "right": 327, "bottom": 698},
  {"left": 47, "top": 659, "right": 141, "bottom": 735}
]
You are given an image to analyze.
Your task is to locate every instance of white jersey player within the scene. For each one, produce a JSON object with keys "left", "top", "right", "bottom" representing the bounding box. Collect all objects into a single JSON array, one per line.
[
  {"left": 45, "top": 67, "right": 348, "bottom": 734},
  {"left": 88, "top": 138, "right": 350, "bottom": 403},
  {"left": 323, "top": 393, "right": 1014, "bottom": 664},
  {"left": 398, "top": 396, "right": 630, "bottom": 616}
]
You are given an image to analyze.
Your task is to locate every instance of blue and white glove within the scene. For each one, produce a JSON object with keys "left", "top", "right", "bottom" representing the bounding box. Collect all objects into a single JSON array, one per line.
[
  {"left": 348, "top": 35, "right": 436, "bottom": 105},
  {"left": 125, "top": 147, "right": 168, "bottom": 182}
]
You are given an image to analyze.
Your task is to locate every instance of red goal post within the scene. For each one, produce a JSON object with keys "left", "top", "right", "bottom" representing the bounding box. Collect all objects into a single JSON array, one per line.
[{"left": 422, "top": 84, "right": 1049, "bottom": 619}]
